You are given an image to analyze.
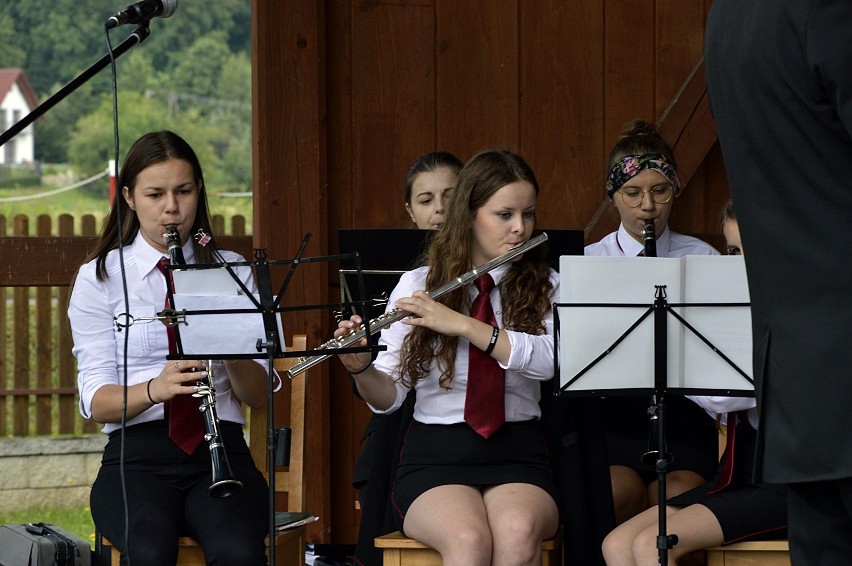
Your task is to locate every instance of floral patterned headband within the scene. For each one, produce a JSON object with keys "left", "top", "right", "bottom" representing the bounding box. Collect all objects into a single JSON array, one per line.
[{"left": 605, "top": 153, "right": 681, "bottom": 198}]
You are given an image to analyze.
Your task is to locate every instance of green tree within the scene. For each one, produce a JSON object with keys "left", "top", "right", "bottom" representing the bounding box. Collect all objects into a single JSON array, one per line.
[
  {"left": 0, "top": 5, "right": 26, "bottom": 66},
  {"left": 35, "top": 81, "right": 101, "bottom": 164},
  {"left": 145, "top": 0, "right": 251, "bottom": 70},
  {"left": 217, "top": 52, "right": 252, "bottom": 107},
  {"left": 12, "top": 0, "right": 252, "bottom": 173},
  {"left": 117, "top": 50, "right": 164, "bottom": 94},
  {"left": 67, "top": 91, "right": 248, "bottom": 195},
  {"left": 170, "top": 32, "right": 233, "bottom": 101},
  {"left": 10, "top": 0, "right": 118, "bottom": 95},
  {"left": 67, "top": 92, "right": 171, "bottom": 179}
]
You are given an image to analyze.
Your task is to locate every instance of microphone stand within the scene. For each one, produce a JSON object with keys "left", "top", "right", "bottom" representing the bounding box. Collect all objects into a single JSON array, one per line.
[
  {"left": 0, "top": 25, "right": 152, "bottom": 147},
  {"left": 642, "top": 286, "right": 678, "bottom": 565}
]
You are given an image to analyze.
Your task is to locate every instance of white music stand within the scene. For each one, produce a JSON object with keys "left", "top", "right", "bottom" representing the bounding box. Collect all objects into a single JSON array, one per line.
[
  {"left": 556, "top": 255, "right": 753, "bottom": 396},
  {"left": 554, "top": 255, "right": 754, "bottom": 565},
  {"left": 171, "top": 266, "right": 285, "bottom": 357}
]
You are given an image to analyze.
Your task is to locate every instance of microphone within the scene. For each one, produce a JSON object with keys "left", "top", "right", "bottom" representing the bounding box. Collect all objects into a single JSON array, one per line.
[
  {"left": 642, "top": 219, "right": 657, "bottom": 257},
  {"left": 105, "top": 0, "right": 178, "bottom": 29}
]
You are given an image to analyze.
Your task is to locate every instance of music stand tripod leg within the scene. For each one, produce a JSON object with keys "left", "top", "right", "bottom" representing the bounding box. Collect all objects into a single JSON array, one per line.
[{"left": 642, "top": 398, "right": 678, "bottom": 563}]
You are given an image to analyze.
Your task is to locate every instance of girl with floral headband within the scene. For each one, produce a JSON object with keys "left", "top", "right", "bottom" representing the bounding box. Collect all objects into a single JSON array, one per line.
[{"left": 586, "top": 120, "right": 721, "bottom": 528}]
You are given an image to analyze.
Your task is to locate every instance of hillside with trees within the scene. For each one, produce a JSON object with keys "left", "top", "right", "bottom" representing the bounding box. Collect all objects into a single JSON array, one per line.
[{"left": 0, "top": 0, "right": 252, "bottom": 195}]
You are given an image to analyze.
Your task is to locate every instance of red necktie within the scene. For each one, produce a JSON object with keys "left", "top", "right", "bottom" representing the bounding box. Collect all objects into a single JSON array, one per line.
[
  {"left": 464, "top": 274, "right": 505, "bottom": 439},
  {"left": 156, "top": 258, "right": 205, "bottom": 455},
  {"left": 709, "top": 410, "right": 744, "bottom": 493}
]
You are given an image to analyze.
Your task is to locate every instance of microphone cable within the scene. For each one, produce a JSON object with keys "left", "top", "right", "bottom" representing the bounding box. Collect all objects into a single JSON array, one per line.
[{"left": 104, "top": 25, "right": 134, "bottom": 566}]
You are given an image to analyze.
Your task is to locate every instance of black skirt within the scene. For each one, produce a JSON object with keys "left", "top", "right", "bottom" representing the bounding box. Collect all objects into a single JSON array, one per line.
[
  {"left": 667, "top": 421, "right": 788, "bottom": 544},
  {"left": 667, "top": 479, "right": 787, "bottom": 544},
  {"left": 391, "top": 419, "right": 559, "bottom": 530}
]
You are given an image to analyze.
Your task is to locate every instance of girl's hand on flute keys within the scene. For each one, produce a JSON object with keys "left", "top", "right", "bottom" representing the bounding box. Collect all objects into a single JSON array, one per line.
[{"left": 334, "top": 315, "right": 372, "bottom": 373}]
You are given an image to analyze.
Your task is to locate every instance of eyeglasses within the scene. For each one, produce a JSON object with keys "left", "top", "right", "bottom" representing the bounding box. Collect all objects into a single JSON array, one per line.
[{"left": 617, "top": 184, "right": 674, "bottom": 208}]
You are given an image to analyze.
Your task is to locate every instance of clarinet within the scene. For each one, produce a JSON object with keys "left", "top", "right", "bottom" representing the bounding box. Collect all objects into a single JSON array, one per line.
[
  {"left": 285, "top": 232, "right": 549, "bottom": 379},
  {"left": 163, "top": 226, "right": 243, "bottom": 498},
  {"left": 642, "top": 219, "right": 657, "bottom": 258},
  {"left": 195, "top": 360, "right": 243, "bottom": 497},
  {"left": 637, "top": 220, "right": 672, "bottom": 465}
]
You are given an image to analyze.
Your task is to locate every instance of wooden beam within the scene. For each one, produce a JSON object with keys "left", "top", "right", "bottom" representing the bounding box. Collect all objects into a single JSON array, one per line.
[
  {"left": 657, "top": 57, "right": 718, "bottom": 187},
  {"left": 252, "top": 0, "right": 331, "bottom": 544}
]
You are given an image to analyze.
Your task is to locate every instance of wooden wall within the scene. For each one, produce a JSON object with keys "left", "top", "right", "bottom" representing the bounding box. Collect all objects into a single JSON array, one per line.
[{"left": 252, "top": 0, "right": 731, "bottom": 545}]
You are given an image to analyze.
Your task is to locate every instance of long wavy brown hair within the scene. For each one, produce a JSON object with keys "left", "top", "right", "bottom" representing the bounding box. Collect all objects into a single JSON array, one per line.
[{"left": 398, "top": 149, "right": 553, "bottom": 389}]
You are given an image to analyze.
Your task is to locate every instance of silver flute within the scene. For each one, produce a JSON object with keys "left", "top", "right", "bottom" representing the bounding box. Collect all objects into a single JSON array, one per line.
[
  {"left": 285, "top": 232, "right": 549, "bottom": 379},
  {"left": 164, "top": 226, "right": 242, "bottom": 497}
]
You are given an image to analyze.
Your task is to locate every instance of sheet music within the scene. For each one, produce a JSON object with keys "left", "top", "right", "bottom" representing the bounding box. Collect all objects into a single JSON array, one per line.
[
  {"left": 557, "top": 255, "right": 753, "bottom": 395},
  {"left": 172, "top": 266, "right": 245, "bottom": 296},
  {"left": 171, "top": 267, "right": 284, "bottom": 357}
]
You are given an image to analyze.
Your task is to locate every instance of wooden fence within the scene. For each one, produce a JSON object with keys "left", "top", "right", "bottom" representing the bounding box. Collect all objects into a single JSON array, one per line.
[{"left": 0, "top": 213, "right": 252, "bottom": 437}]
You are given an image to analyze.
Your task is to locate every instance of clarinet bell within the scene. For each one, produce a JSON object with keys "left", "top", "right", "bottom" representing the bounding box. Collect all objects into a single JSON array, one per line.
[{"left": 208, "top": 445, "right": 244, "bottom": 498}]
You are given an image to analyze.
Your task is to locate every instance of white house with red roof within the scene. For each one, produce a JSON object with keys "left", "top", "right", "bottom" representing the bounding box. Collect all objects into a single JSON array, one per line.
[{"left": 0, "top": 68, "right": 39, "bottom": 165}]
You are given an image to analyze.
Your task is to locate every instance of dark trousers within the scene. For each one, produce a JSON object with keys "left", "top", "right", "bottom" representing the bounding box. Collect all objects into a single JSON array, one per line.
[
  {"left": 91, "top": 420, "right": 269, "bottom": 566},
  {"left": 788, "top": 477, "right": 852, "bottom": 565}
]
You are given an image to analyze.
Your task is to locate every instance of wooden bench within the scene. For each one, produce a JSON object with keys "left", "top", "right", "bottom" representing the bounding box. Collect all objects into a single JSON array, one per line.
[
  {"left": 375, "top": 529, "right": 563, "bottom": 566},
  {"left": 705, "top": 540, "right": 790, "bottom": 565}
]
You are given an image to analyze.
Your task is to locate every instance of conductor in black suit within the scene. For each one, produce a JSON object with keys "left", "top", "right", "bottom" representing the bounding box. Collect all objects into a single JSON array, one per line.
[{"left": 705, "top": 1, "right": 852, "bottom": 563}]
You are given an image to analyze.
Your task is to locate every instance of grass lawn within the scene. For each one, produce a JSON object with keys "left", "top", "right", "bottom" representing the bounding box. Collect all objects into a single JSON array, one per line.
[{"left": 0, "top": 505, "right": 95, "bottom": 546}]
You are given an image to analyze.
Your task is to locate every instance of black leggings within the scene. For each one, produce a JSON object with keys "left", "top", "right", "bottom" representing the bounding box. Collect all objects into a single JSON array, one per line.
[{"left": 91, "top": 420, "right": 269, "bottom": 566}]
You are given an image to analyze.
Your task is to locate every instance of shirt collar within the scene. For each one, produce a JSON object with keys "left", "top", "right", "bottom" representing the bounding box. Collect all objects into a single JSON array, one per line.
[
  {"left": 616, "top": 223, "right": 672, "bottom": 256},
  {"left": 131, "top": 234, "right": 195, "bottom": 279}
]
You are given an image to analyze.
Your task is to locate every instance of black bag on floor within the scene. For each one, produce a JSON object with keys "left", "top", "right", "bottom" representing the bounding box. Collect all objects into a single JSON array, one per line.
[{"left": 0, "top": 523, "right": 91, "bottom": 566}]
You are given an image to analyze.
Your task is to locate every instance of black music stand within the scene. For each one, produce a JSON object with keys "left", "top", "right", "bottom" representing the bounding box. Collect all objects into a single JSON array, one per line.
[
  {"left": 337, "top": 229, "right": 432, "bottom": 322},
  {"left": 553, "top": 255, "right": 753, "bottom": 565},
  {"left": 337, "top": 228, "right": 585, "bottom": 321},
  {"left": 158, "top": 234, "right": 385, "bottom": 566}
]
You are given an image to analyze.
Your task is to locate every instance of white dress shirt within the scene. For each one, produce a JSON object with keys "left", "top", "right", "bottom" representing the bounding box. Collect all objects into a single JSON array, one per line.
[
  {"left": 69, "top": 235, "right": 264, "bottom": 434},
  {"left": 370, "top": 263, "right": 559, "bottom": 424},
  {"left": 585, "top": 224, "right": 720, "bottom": 258},
  {"left": 687, "top": 395, "right": 758, "bottom": 428}
]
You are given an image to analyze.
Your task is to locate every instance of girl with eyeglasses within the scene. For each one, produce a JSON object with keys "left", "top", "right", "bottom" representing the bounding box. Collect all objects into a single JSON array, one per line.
[
  {"left": 585, "top": 120, "right": 721, "bottom": 529},
  {"left": 586, "top": 120, "right": 720, "bottom": 258}
]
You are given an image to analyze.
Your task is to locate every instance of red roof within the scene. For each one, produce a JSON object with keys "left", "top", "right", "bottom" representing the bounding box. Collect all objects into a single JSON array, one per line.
[{"left": 0, "top": 68, "right": 39, "bottom": 110}]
